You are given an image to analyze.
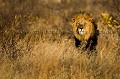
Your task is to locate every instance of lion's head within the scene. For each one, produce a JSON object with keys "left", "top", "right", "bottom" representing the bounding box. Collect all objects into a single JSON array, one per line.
[{"left": 71, "top": 13, "right": 95, "bottom": 41}]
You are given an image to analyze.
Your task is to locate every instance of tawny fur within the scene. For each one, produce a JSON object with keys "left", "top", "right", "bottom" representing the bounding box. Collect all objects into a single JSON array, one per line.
[{"left": 72, "top": 13, "right": 95, "bottom": 42}]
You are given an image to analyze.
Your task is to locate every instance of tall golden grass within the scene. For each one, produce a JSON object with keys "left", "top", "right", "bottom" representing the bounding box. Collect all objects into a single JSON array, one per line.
[{"left": 0, "top": 0, "right": 120, "bottom": 79}]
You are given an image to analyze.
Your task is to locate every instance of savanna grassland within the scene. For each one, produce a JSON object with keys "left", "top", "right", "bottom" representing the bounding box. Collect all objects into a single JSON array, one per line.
[{"left": 0, "top": 0, "right": 120, "bottom": 79}]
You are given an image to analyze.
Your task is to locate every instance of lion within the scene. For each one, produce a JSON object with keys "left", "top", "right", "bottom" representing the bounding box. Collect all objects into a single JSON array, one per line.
[{"left": 71, "top": 13, "right": 98, "bottom": 50}]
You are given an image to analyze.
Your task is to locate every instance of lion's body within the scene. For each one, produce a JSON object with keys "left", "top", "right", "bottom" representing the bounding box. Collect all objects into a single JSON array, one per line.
[{"left": 71, "top": 13, "right": 97, "bottom": 49}]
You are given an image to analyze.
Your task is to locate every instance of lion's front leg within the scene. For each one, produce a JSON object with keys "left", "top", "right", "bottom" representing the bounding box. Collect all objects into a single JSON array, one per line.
[{"left": 74, "top": 36, "right": 81, "bottom": 47}]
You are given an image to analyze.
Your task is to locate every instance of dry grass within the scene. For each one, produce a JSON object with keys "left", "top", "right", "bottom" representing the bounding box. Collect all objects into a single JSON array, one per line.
[{"left": 0, "top": 0, "right": 120, "bottom": 79}]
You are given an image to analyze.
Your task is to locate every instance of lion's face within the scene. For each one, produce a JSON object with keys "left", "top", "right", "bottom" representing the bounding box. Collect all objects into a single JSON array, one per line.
[
  {"left": 71, "top": 14, "right": 95, "bottom": 41},
  {"left": 75, "top": 19, "right": 90, "bottom": 35}
]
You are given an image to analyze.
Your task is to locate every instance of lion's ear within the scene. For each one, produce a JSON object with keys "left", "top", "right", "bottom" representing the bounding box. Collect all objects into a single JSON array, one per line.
[{"left": 72, "top": 18, "right": 75, "bottom": 23}]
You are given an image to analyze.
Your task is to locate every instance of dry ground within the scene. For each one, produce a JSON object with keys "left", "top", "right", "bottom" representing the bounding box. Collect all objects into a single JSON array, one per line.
[{"left": 0, "top": 0, "right": 120, "bottom": 79}]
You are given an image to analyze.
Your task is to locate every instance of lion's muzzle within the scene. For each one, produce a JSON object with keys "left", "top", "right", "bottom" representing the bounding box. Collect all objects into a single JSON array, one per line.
[{"left": 77, "top": 24, "right": 85, "bottom": 35}]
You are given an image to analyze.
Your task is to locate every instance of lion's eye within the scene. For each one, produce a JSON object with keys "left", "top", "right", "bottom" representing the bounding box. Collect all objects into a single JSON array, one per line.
[
  {"left": 76, "top": 23, "right": 79, "bottom": 26},
  {"left": 84, "top": 23, "right": 87, "bottom": 26}
]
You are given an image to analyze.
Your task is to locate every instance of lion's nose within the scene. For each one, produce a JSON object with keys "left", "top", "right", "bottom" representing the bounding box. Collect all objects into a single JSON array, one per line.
[
  {"left": 79, "top": 24, "right": 83, "bottom": 29},
  {"left": 80, "top": 27, "right": 83, "bottom": 30}
]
